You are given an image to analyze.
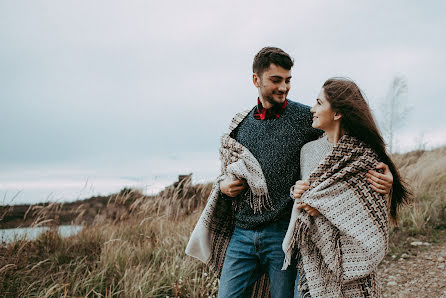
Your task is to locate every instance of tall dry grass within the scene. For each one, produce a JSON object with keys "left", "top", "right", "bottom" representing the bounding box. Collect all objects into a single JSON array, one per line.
[
  {"left": 393, "top": 146, "right": 446, "bottom": 234},
  {"left": 1, "top": 183, "right": 219, "bottom": 297}
]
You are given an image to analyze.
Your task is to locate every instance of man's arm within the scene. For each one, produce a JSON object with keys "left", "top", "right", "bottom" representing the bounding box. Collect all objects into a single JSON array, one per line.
[{"left": 366, "top": 162, "right": 393, "bottom": 194}]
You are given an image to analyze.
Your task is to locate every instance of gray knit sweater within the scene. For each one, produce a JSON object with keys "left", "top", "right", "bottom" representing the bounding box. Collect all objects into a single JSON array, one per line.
[
  {"left": 300, "top": 134, "right": 334, "bottom": 180},
  {"left": 231, "top": 99, "right": 322, "bottom": 229}
]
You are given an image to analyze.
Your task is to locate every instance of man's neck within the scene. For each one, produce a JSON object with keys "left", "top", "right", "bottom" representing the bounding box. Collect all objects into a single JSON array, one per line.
[{"left": 258, "top": 97, "right": 273, "bottom": 109}]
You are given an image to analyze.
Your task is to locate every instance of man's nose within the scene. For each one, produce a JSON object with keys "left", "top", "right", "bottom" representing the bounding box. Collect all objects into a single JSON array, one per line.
[{"left": 279, "top": 81, "right": 287, "bottom": 92}]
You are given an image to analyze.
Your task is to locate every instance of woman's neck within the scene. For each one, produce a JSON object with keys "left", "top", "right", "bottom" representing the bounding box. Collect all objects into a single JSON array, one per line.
[{"left": 325, "top": 124, "right": 342, "bottom": 144}]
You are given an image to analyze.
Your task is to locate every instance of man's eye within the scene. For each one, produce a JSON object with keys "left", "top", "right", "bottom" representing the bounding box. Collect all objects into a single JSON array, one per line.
[
  {"left": 272, "top": 80, "right": 280, "bottom": 83},
  {"left": 285, "top": 80, "right": 291, "bottom": 84}
]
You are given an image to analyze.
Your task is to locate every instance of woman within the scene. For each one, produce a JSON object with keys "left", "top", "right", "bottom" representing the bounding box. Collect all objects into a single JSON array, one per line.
[{"left": 282, "top": 78, "right": 411, "bottom": 297}]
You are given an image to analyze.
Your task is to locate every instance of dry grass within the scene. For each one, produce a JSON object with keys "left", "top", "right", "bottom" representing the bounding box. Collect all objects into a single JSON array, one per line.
[
  {"left": 393, "top": 147, "right": 446, "bottom": 233},
  {"left": 0, "top": 183, "right": 219, "bottom": 297},
  {"left": 1, "top": 146, "right": 445, "bottom": 297}
]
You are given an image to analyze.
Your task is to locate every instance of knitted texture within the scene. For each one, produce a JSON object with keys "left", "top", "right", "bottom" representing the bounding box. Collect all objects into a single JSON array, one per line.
[
  {"left": 299, "top": 135, "right": 334, "bottom": 181},
  {"left": 283, "top": 135, "right": 389, "bottom": 298},
  {"left": 220, "top": 133, "right": 274, "bottom": 213},
  {"left": 233, "top": 100, "right": 321, "bottom": 229},
  {"left": 185, "top": 109, "right": 270, "bottom": 297}
]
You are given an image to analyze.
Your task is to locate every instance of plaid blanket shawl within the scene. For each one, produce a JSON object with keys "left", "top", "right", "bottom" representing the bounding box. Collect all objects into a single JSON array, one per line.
[
  {"left": 185, "top": 109, "right": 271, "bottom": 297},
  {"left": 282, "top": 135, "right": 389, "bottom": 298}
]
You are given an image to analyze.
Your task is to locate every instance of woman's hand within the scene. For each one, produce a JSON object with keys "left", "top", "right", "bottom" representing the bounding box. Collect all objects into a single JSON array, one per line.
[
  {"left": 292, "top": 180, "right": 320, "bottom": 216},
  {"left": 297, "top": 203, "right": 320, "bottom": 216},
  {"left": 292, "top": 180, "right": 310, "bottom": 199},
  {"left": 366, "top": 162, "right": 393, "bottom": 194}
]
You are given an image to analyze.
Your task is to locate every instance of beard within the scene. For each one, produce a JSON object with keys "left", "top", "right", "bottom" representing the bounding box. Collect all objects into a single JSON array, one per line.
[{"left": 262, "top": 90, "right": 287, "bottom": 108}]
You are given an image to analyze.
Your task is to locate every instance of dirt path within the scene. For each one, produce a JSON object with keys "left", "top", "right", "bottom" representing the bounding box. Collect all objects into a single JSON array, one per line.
[{"left": 378, "top": 242, "right": 446, "bottom": 297}]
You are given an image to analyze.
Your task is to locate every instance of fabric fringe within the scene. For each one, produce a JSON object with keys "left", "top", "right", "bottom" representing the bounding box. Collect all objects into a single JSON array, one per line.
[
  {"left": 288, "top": 217, "right": 344, "bottom": 297},
  {"left": 330, "top": 231, "right": 344, "bottom": 297},
  {"left": 298, "top": 257, "right": 311, "bottom": 297},
  {"left": 220, "top": 131, "right": 273, "bottom": 214},
  {"left": 308, "top": 231, "right": 343, "bottom": 297},
  {"left": 282, "top": 219, "right": 308, "bottom": 270},
  {"left": 358, "top": 272, "right": 381, "bottom": 297},
  {"left": 246, "top": 189, "right": 275, "bottom": 214}
]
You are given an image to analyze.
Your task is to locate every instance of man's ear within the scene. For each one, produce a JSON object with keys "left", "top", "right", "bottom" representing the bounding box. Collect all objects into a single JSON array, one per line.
[
  {"left": 334, "top": 112, "right": 342, "bottom": 121},
  {"left": 253, "top": 73, "right": 260, "bottom": 88}
]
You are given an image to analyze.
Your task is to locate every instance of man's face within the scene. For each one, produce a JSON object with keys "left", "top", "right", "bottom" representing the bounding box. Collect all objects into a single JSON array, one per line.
[{"left": 253, "top": 63, "right": 292, "bottom": 107}]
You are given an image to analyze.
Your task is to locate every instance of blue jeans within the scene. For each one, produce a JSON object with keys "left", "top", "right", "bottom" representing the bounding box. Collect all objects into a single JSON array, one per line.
[{"left": 218, "top": 220, "right": 297, "bottom": 298}]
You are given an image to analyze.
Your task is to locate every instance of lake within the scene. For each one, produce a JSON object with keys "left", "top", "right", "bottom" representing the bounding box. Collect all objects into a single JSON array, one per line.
[{"left": 0, "top": 225, "right": 83, "bottom": 244}]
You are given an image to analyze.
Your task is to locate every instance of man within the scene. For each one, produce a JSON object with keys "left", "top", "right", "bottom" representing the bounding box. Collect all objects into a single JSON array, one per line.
[{"left": 188, "top": 47, "right": 393, "bottom": 298}]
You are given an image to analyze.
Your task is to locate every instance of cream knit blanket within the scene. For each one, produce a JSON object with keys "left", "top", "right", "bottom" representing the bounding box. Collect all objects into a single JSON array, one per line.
[
  {"left": 185, "top": 109, "right": 271, "bottom": 297},
  {"left": 283, "top": 135, "right": 389, "bottom": 298}
]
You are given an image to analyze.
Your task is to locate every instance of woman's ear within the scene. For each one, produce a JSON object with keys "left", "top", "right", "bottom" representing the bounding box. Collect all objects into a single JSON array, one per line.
[{"left": 334, "top": 112, "right": 342, "bottom": 121}]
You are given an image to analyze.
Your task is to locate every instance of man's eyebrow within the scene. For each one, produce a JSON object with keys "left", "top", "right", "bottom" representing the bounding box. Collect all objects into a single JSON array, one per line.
[{"left": 269, "top": 75, "right": 292, "bottom": 79}]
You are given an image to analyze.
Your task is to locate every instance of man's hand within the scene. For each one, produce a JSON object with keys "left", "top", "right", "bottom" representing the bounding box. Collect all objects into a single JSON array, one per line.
[
  {"left": 297, "top": 203, "right": 320, "bottom": 216},
  {"left": 292, "top": 180, "right": 310, "bottom": 199},
  {"left": 366, "top": 162, "right": 393, "bottom": 194},
  {"left": 220, "top": 177, "right": 247, "bottom": 197}
]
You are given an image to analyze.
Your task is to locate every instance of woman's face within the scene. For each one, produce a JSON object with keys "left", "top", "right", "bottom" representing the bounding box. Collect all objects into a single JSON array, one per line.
[{"left": 310, "top": 88, "right": 338, "bottom": 131}]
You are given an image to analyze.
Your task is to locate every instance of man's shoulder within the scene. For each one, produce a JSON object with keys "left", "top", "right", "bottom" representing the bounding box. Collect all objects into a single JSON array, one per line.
[
  {"left": 286, "top": 99, "right": 323, "bottom": 139},
  {"left": 286, "top": 99, "right": 312, "bottom": 118},
  {"left": 233, "top": 106, "right": 255, "bottom": 120},
  {"left": 228, "top": 107, "right": 255, "bottom": 132},
  {"left": 286, "top": 99, "right": 311, "bottom": 113}
]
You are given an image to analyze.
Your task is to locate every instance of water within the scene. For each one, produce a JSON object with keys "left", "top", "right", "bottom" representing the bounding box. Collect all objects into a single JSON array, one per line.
[{"left": 0, "top": 225, "right": 83, "bottom": 244}]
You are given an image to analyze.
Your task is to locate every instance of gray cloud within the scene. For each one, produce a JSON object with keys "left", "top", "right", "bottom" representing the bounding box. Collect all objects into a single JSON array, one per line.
[{"left": 1, "top": 0, "right": 446, "bottom": 170}]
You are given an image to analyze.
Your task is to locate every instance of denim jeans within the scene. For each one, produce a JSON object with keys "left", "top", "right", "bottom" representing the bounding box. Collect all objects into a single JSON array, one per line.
[{"left": 218, "top": 220, "right": 297, "bottom": 298}]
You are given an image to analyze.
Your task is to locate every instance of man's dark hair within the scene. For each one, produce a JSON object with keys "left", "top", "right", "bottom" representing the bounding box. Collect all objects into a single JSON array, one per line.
[{"left": 252, "top": 47, "right": 294, "bottom": 77}]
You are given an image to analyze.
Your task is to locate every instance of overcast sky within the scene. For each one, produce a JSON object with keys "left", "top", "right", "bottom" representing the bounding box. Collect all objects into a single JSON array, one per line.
[{"left": 1, "top": 0, "right": 445, "bottom": 204}]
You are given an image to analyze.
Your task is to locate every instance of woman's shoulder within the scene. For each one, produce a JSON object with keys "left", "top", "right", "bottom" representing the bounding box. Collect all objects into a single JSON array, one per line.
[{"left": 301, "top": 134, "right": 331, "bottom": 153}]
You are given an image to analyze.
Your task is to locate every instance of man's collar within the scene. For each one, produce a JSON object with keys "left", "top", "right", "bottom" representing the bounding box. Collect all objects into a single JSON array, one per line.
[{"left": 254, "top": 98, "right": 287, "bottom": 120}]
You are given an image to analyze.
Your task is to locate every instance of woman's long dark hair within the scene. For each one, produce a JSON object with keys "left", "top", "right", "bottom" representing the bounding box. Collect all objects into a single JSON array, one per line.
[{"left": 323, "top": 77, "right": 411, "bottom": 223}]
